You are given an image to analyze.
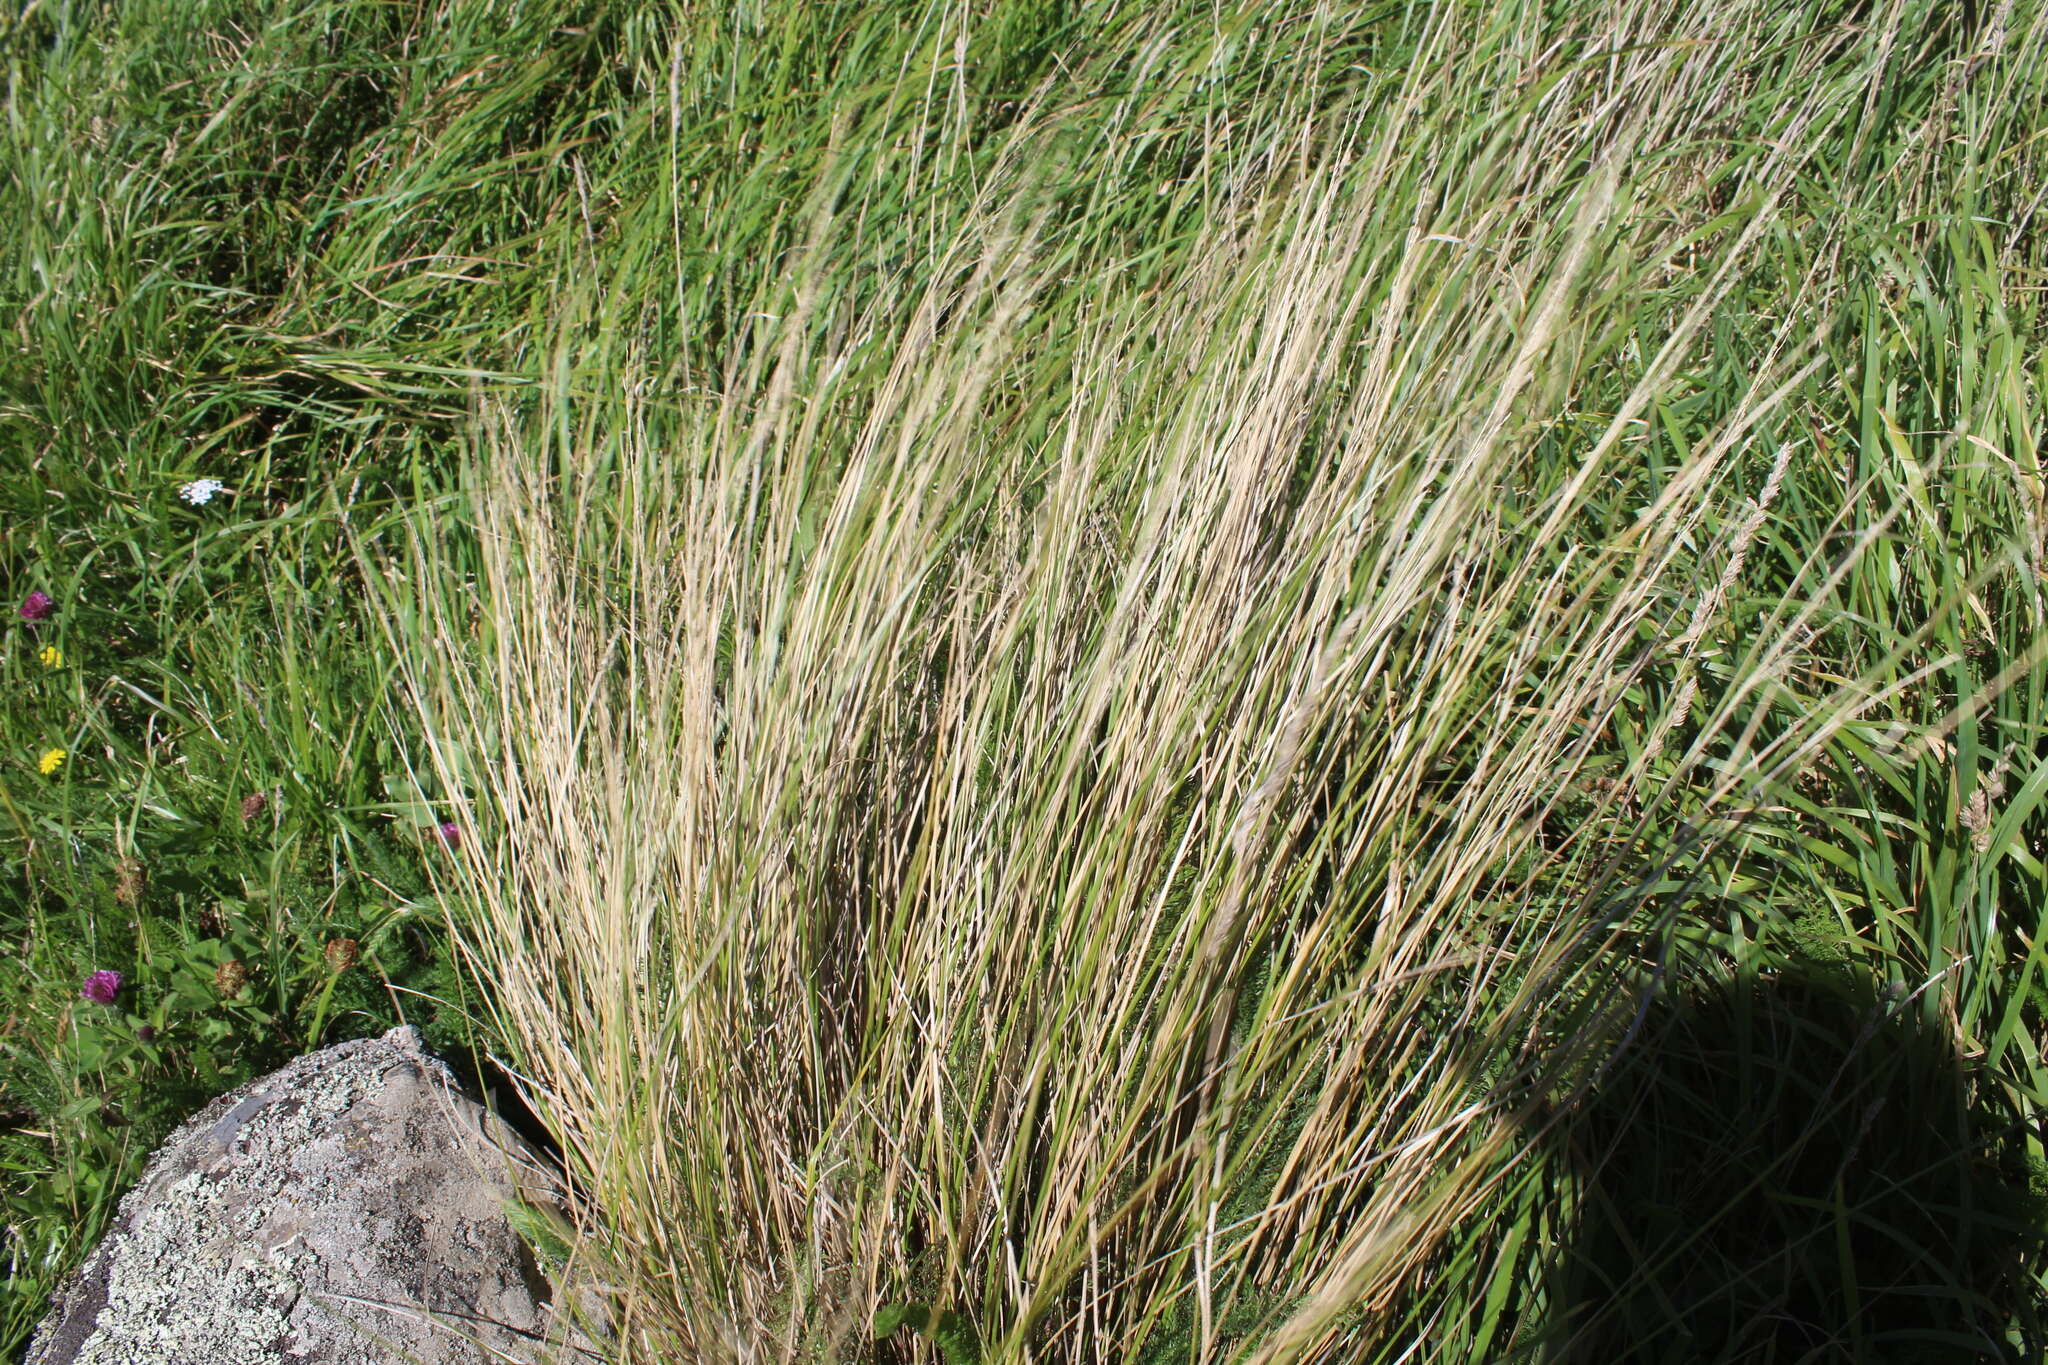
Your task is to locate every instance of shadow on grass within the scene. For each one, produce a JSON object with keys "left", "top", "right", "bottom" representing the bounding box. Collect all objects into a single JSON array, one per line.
[{"left": 1535, "top": 962, "right": 2048, "bottom": 1363}]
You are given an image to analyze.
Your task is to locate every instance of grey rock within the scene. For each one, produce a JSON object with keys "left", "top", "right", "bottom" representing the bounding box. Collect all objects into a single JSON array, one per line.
[{"left": 28, "top": 1026, "right": 608, "bottom": 1365}]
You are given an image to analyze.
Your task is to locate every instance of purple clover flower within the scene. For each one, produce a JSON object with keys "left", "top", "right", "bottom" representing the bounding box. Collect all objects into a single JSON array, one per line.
[
  {"left": 19, "top": 591, "right": 54, "bottom": 622},
  {"left": 436, "top": 822, "right": 461, "bottom": 849},
  {"left": 79, "top": 969, "right": 122, "bottom": 1005}
]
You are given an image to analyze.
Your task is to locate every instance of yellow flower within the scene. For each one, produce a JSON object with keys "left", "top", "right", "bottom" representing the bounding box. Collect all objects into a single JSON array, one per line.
[
  {"left": 38, "top": 748, "right": 65, "bottom": 775},
  {"left": 37, "top": 646, "right": 61, "bottom": 668}
]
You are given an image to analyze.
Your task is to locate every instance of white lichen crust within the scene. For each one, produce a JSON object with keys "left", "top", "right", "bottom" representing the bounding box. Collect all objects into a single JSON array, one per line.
[{"left": 28, "top": 1027, "right": 603, "bottom": 1365}]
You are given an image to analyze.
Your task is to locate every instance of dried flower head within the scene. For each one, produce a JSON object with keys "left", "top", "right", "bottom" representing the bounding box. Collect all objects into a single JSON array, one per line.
[
  {"left": 240, "top": 791, "right": 268, "bottom": 822},
  {"left": 323, "top": 938, "right": 360, "bottom": 972},
  {"left": 112, "top": 858, "right": 146, "bottom": 907},
  {"left": 1961, "top": 765, "right": 2012, "bottom": 856},
  {"left": 18, "top": 591, "right": 53, "bottom": 621},
  {"left": 213, "top": 959, "right": 249, "bottom": 998},
  {"left": 80, "top": 970, "right": 122, "bottom": 1005}
]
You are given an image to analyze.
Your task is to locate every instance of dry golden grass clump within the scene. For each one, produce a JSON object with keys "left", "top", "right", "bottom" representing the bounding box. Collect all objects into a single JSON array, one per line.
[{"left": 377, "top": 1, "right": 2048, "bottom": 1360}]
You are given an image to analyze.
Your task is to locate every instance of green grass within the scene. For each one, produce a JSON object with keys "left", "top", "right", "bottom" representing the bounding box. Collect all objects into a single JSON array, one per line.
[{"left": 4, "top": 0, "right": 2048, "bottom": 1361}]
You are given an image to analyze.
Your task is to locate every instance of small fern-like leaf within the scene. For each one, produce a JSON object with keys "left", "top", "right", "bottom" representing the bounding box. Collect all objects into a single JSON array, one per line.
[{"left": 874, "top": 1302, "right": 981, "bottom": 1365}]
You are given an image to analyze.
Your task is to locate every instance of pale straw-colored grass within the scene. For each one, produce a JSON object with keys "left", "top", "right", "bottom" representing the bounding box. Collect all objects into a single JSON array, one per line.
[{"left": 377, "top": 1, "right": 2042, "bottom": 1359}]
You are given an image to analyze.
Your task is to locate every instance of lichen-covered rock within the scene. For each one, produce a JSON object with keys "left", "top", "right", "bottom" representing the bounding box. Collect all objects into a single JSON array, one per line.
[{"left": 28, "top": 1027, "right": 606, "bottom": 1365}]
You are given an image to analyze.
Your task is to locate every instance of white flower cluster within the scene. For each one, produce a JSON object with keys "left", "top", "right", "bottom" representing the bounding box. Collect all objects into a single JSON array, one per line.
[{"left": 179, "top": 478, "right": 227, "bottom": 506}]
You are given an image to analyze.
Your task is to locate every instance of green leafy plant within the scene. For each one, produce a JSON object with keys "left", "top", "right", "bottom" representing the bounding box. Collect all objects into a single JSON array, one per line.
[{"left": 876, "top": 1303, "right": 982, "bottom": 1365}]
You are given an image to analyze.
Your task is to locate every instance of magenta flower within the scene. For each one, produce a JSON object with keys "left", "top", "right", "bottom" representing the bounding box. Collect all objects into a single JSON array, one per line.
[
  {"left": 436, "top": 821, "right": 461, "bottom": 849},
  {"left": 18, "top": 591, "right": 54, "bottom": 621},
  {"left": 79, "top": 969, "right": 122, "bottom": 1005}
]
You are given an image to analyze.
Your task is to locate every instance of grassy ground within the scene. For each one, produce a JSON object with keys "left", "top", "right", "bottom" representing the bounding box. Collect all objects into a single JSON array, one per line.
[{"left": 4, "top": 0, "right": 2048, "bottom": 1361}]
